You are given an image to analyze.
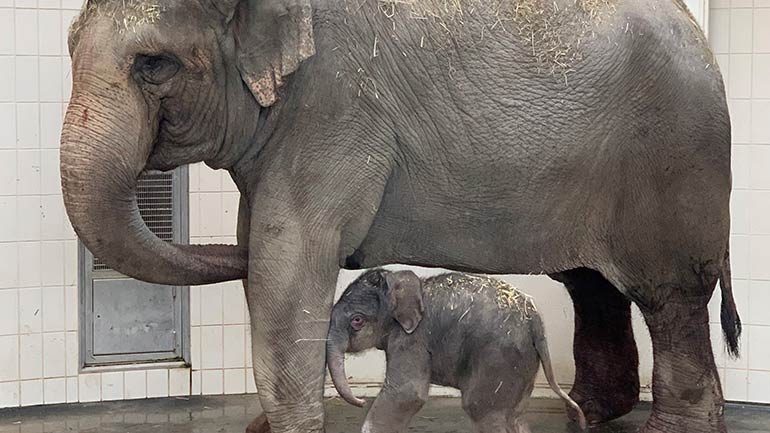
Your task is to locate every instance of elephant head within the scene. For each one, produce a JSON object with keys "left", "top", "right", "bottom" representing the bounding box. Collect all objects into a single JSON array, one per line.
[
  {"left": 60, "top": 0, "right": 315, "bottom": 285},
  {"left": 326, "top": 269, "right": 424, "bottom": 407}
]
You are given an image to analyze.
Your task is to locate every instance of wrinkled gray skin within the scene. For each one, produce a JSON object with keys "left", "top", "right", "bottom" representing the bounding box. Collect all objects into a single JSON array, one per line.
[
  {"left": 326, "top": 269, "right": 588, "bottom": 433},
  {"left": 60, "top": 0, "right": 741, "bottom": 432}
]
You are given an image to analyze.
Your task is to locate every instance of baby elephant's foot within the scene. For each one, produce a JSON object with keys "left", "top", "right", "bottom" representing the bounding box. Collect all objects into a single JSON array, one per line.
[
  {"left": 245, "top": 414, "right": 271, "bottom": 433},
  {"left": 513, "top": 419, "right": 532, "bottom": 433},
  {"left": 567, "top": 389, "right": 638, "bottom": 425}
]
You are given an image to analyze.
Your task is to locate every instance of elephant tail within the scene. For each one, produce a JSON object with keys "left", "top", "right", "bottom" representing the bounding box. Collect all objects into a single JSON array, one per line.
[
  {"left": 529, "top": 305, "right": 587, "bottom": 430},
  {"left": 719, "top": 248, "right": 742, "bottom": 358}
]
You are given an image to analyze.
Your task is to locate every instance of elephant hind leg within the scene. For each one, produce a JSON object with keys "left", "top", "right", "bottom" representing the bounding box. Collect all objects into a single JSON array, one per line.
[
  {"left": 640, "top": 297, "right": 726, "bottom": 433},
  {"left": 549, "top": 268, "right": 640, "bottom": 425}
]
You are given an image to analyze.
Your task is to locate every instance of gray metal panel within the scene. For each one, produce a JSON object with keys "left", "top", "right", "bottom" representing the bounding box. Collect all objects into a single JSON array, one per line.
[
  {"left": 92, "top": 279, "right": 178, "bottom": 356},
  {"left": 80, "top": 167, "right": 190, "bottom": 369}
]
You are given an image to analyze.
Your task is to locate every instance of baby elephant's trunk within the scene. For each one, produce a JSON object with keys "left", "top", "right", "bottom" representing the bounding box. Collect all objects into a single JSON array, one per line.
[
  {"left": 326, "top": 336, "right": 366, "bottom": 407},
  {"left": 530, "top": 311, "right": 588, "bottom": 430}
]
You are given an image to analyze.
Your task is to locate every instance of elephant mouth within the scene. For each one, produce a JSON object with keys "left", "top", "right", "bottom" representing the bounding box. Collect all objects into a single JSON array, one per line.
[{"left": 145, "top": 150, "right": 177, "bottom": 172}]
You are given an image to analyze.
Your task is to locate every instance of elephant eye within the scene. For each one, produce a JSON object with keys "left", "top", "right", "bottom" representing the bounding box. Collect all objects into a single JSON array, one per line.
[
  {"left": 135, "top": 54, "right": 180, "bottom": 85},
  {"left": 350, "top": 315, "right": 365, "bottom": 331}
]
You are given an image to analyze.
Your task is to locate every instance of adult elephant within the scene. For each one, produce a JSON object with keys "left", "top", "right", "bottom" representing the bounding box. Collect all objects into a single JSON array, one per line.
[{"left": 60, "top": 0, "right": 741, "bottom": 432}]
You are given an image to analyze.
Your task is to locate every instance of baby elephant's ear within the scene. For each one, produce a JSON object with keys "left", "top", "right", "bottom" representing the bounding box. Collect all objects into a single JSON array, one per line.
[{"left": 385, "top": 271, "right": 425, "bottom": 334}]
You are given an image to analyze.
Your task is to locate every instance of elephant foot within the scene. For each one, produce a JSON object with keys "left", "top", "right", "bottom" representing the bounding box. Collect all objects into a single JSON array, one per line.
[
  {"left": 245, "top": 413, "right": 325, "bottom": 433},
  {"left": 637, "top": 410, "right": 726, "bottom": 433},
  {"left": 246, "top": 414, "right": 271, "bottom": 433},
  {"left": 566, "top": 388, "right": 638, "bottom": 425},
  {"left": 638, "top": 299, "right": 727, "bottom": 433}
]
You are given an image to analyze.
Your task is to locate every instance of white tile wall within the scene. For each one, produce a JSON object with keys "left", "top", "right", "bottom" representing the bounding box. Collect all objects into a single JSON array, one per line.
[
  {"left": 20, "top": 379, "right": 42, "bottom": 406},
  {"left": 0, "top": 0, "right": 83, "bottom": 408},
  {"left": 20, "top": 333, "right": 42, "bottom": 380},
  {"left": 0, "top": 0, "right": 769, "bottom": 410},
  {"left": 124, "top": 371, "right": 147, "bottom": 400},
  {"left": 169, "top": 368, "right": 191, "bottom": 397},
  {"left": 77, "top": 373, "right": 100, "bottom": 403},
  {"left": 709, "top": 0, "right": 770, "bottom": 404},
  {"left": 188, "top": 165, "right": 251, "bottom": 398},
  {"left": 0, "top": 382, "right": 19, "bottom": 408},
  {"left": 146, "top": 369, "right": 169, "bottom": 399},
  {"left": 100, "top": 371, "right": 123, "bottom": 401},
  {"left": 201, "top": 370, "right": 224, "bottom": 395},
  {"left": 224, "top": 369, "right": 246, "bottom": 395},
  {"left": 44, "top": 377, "right": 65, "bottom": 404},
  {"left": 65, "top": 376, "right": 77, "bottom": 403}
]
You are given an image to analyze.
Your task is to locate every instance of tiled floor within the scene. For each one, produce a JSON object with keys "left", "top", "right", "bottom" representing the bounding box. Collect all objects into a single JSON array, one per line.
[{"left": 0, "top": 396, "right": 768, "bottom": 433}]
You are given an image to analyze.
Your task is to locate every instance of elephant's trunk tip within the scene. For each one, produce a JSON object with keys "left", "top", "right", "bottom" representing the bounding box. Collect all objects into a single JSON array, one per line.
[{"left": 341, "top": 393, "right": 366, "bottom": 408}]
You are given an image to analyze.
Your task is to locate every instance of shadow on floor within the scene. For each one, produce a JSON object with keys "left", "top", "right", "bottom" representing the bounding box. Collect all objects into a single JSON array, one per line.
[{"left": 0, "top": 395, "right": 768, "bottom": 432}]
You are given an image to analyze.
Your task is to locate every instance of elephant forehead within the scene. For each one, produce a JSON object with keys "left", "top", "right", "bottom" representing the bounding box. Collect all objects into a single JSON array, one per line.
[
  {"left": 75, "top": 0, "right": 166, "bottom": 35},
  {"left": 339, "top": 286, "right": 380, "bottom": 307}
]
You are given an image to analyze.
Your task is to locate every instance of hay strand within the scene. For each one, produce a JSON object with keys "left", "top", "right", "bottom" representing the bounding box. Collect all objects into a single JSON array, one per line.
[
  {"left": 70, "top": 0, "right": 165, "bottom": 37},
  {"left": 369, "top": 0, "right": 617, "bottom": 79}
]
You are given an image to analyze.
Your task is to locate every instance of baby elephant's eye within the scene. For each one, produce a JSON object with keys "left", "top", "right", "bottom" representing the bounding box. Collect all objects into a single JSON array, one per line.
[{"left": 350, "top": 315, "right": 365, "bottom": 331}]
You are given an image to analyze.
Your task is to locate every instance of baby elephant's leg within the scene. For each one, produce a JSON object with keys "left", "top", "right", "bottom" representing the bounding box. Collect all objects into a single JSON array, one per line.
[
  {"left": 461, "top": 352, "right": 537, "bottom": 433},
  {"left": 362, "top": 382, "right": 429, "bottom": 433},
  {"left": 468, "top": 412, "right": 511, "bottom": 433},
  {"left": 512, "top": 418, "right": 532, "bottom": 433},
  {"left": 465, "top": 400, "right": 531, "bottom": 433},
  {"left": 361, "top": 337, "right": 431, "bottom": 433},
  {"left": 513, "top": 419, "right": 532, "bottom": 433}
]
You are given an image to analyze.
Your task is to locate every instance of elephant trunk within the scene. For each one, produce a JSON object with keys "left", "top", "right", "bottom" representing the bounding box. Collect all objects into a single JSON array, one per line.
[
  {"left": 326, "top": 334, "right": 366, "bottom": 407},
  {"left": 60, "top": 60, "right": 247, "bottom": 286}
]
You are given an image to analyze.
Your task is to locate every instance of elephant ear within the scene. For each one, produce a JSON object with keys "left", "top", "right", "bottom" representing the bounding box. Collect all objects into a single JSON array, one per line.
[
  {"left": 229, "top": 0, "right": 315, "bottom": 107},
  {"left": 385, "top": 271, "right": 425, "bottom": 334}
]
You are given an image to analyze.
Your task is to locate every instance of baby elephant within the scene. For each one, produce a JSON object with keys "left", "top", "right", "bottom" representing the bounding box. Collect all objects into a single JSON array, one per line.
[{"left": 326, "top": 269, "right": 587, "bottom": 433}]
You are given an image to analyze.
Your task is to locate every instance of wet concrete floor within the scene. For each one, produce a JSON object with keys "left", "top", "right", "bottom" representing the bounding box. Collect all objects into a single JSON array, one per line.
[{"left": 0, "top": 395, "right": 768, "bottom": 433}]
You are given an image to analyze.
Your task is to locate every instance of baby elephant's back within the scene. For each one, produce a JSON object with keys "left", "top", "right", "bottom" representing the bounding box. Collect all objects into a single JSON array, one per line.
[
  {"left": 423, "top": 274, "right": 542, "bottom": 388},
  {"left": 423, "top": 273, "right": 540, "bottom": 330},
  {"left": 424, "top": 273, "right": 539, "bottom": 363}
]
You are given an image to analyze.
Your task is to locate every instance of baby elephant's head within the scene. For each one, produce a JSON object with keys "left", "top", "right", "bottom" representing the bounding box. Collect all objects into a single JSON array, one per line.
[{"left": 326, "top": 269, "right": 424, "bottom": 407}]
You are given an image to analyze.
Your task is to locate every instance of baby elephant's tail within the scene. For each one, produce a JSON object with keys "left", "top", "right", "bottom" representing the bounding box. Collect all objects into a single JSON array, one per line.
[{"left": 530, "top": 308, "right": 588, "bottom": 430}]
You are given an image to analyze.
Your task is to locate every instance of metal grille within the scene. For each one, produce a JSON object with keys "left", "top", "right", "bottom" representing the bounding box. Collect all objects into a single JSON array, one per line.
[{"left": 93, "top": 171, "right": 175, "bottom": 271}]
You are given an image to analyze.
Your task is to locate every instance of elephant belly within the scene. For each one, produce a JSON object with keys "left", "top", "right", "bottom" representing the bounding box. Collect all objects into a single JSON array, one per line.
[{"left": 347, "top": 197, "right": 586, "bottom": 275}]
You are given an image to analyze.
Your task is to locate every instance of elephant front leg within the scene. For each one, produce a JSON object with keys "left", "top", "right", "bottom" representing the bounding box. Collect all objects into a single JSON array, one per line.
[
  {"left": 245, "top": 414, "right": 270, "bottom": 433},
  {"left": 641, "top": 300, "right": 726, "bottom": 433},
  {"left": 237, "top": 196, "right": 272, "bottom": 433},
  {"left": 551, "top": 269, "right": 640, "bottom": 424},
  {"left": 245, "top": 222, "right": 341, "bottom": 433}
]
